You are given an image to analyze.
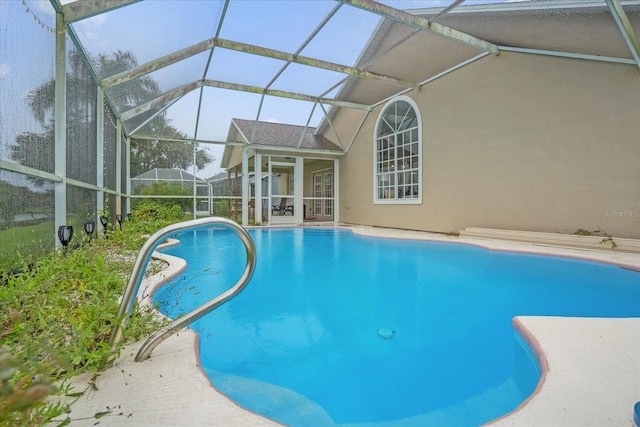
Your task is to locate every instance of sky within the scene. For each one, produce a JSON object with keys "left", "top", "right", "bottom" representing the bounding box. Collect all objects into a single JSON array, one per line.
[{"left": 1, "top": 0, "right": 525, "bottom": 182}]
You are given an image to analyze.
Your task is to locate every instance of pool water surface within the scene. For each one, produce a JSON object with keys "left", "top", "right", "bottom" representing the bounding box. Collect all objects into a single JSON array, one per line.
[{"left": 154, "top": 227, "right": 640, "bottom": 426}]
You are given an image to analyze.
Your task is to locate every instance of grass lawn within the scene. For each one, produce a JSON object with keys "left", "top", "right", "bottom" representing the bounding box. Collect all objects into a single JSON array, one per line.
[
  {"left": 0, "top": 212, "right": 236, "bottom": 274},
  {"left": 0, "top": 221, "right": 55, "bottom": 273}
]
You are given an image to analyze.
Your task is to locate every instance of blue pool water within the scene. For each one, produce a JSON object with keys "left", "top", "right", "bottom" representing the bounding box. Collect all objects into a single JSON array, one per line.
[{"left": 154, "top": 228, "right": 640, "bottom": 426}]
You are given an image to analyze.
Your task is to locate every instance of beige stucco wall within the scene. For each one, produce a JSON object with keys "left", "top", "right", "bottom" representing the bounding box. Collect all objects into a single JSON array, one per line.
[
  {"left": 336, "top": 51, "right": 640, "bottom": 238},
  {"left": 225, "top": 146, "right": 257, "bottom": 172}
]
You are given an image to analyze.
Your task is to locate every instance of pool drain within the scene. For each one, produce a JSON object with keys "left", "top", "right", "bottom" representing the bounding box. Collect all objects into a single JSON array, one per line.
[{"left": 377, "top": 327, "right": 395, "bottom": 340}]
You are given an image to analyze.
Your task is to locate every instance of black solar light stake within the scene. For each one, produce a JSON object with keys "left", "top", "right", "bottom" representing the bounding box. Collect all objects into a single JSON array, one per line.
[
  {"left": 100, "top": 215, "right": 108, "bottom": 232},
  {"left": 83, "top": 220, "right": 95, "bottom": 239},
  {"left": 57, "top": 225, "right": 74, "bottom": 252}
]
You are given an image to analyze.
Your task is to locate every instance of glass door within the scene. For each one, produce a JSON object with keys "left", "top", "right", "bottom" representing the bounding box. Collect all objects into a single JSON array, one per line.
[{"left": 269, "top": 161, "right": 296, "bottom": 224}]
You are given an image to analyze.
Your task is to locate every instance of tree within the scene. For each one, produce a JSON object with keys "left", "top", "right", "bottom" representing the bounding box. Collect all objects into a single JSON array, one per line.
[
  {"left": 129, "top": 137, "right": 213, "bottom": 178},
  {"left": 98, "top": 50, "right": 214, "bottom": 175},
  {"left": 11, "top": 49, "right": 213, "bottom": 184},
  {"left": 11, "top": 49, "right": 96, "bottom": 183}
]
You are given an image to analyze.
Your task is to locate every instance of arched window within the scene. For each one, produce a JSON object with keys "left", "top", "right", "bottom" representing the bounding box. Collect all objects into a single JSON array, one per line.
[{"left": 373, "top": 96, "right": 422, "bottom": 203}]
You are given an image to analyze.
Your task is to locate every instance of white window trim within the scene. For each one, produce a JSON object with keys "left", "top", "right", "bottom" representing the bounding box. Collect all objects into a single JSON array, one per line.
[
  {"left": 312, "top": 168, "right": 334, "bottom": 217},
  {"left": 372, "top": 95, "right": 422, "bottom": 205},
  {"left": 313, "top": 172, "right": 322, "bottom": 216},
  {"left": 324, "top": 170, "right": 333, "bottom": 216}
]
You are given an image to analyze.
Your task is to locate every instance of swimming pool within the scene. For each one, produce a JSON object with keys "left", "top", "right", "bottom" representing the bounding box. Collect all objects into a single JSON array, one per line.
[{"left": 154, "top": 227, "right": 640, "bottom": 426}]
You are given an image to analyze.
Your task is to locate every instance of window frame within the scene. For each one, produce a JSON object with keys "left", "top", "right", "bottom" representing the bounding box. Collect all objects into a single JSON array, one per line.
[
  {"left": 312, "top": 168, "right": 334, "bottom": 217},
  {"left": 372, "top": 96, "right": 422, "bottom": 205},
  {"left": 323, "top": 170, "right": 333, "bottom": 216},
  {"left": 313, "top": 173, "right": 322, "bottom": 216}
]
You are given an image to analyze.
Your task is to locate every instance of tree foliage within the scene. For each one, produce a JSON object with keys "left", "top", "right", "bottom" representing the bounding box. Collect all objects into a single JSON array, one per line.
[
  {"left": 129, "top": 138, "right": 212, "bottom": 178},
  {"left": 10, "top": 49, "right": 213, "bottom": 182}
]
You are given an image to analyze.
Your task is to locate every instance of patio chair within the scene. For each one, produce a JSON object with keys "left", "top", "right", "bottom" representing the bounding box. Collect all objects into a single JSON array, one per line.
[{"left": 272, "top": 198, "right": 293, "bottom": 216}]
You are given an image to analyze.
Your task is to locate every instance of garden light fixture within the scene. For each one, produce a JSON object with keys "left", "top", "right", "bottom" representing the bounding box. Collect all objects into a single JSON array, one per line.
[
  {"left": 57, "top": 225, "right": 73, "bottom": 249},
  {"left": 83, "top": 220, "right": 95, "bottom": 238}
]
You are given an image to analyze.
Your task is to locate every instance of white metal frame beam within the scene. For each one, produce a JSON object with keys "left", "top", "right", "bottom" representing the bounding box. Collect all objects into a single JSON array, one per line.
[
  {"left": 202, "top": 79, "right": 370, "bottom": 111},
  {"left": 97, "top": 88, "right": 105, "bottom": 223},
  {"left": 115, "top": 121, "right": 122, "bottom": 217},
  {"left": 500, "top": 46, "right": 637, "bottom": 65},
  {"left": 605, "top": 0, "right": 640, "bottom": 68},
  {"left": 430, "top": 0, "right": 466, "bottom": 23},
  {"left": 120, "top": 82, "right": 200, "bottom": 122},
  {"left": 255, "top": 152, "right": 262, "bottom": 225},
  {"left": 130, "top": 136, "right": 345, "bottom": 157},
  {"left": 0, "top": 160, "right": 61, "bottom": 183},
  {"left": 214, "top": 38, "right": 418, "bottom": 90},
  {"left": 102, "top": 37, "right": 418, "bottom": 91},
  {"left": 128, "top": 96, "right": 182, "bottom": 135},
  {"left": 63, "top": 0, "right": 142, "bottom": 24},
  {"left": 241, "top": 147, "right": 249, "bottom": 226},
  {"left": 337, "top": 0, "right": 499, "bottom": 55},
  {"left": 121, "top": 79, "right": 370, "bottom": 126},
  {"left": 102, "top": 38, "right": 216, "bottom": 89},
  {"left": 54, "top": 12, "right": 67, "bottom": 249},
  {"left": 264, "top": 3, "right": 343, "bottom": 91}
]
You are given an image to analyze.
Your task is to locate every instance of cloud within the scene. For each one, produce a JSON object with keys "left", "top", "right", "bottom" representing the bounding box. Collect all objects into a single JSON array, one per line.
[
  {"left": 0, "top": 64, "right": 9, "bottom": 79},
  {"left": 266, "top": 118, "right": 281, "bottom": 124}
]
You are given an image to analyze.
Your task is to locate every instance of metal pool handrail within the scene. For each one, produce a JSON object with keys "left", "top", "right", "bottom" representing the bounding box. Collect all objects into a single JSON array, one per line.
[{"left": 108, "top": 217, "right": 256, "bottom": 362}]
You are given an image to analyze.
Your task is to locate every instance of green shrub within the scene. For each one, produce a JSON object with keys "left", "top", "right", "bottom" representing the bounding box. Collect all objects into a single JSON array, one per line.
[
  {"left": 132, "top": 201, "right": 184, "bottom": 223},
  {"left": 134, "top": 182, "right": 192, "bottom": 212},
  {"left": 213, "top": 199, "right": 229, "bottom": 217},
  {"left": 101, "top": 202, "right": 186, "bottom": 250},
  {"left": 0, "top": 209, "right": 176, "bottom": 425}
]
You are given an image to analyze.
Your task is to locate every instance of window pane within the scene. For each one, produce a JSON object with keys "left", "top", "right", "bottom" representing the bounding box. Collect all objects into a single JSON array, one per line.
[{"left": 374, "top": 98, "right": 421, "bottom": 202}]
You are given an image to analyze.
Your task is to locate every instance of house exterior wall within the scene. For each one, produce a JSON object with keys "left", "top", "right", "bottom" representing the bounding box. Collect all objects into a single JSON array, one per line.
[
  {"left": 226, "top": 146, "right": 255, "bottom": 171},
  {"left": 336, "top": 51, "right": 640, "bottom": 238}
]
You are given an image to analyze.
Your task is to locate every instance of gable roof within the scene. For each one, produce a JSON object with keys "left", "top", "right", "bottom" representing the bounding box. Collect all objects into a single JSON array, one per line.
[
  {"left": 231, "top": 119, "right": 343, "bottom": 151},
  {"left": 221, "top": 118, "right": 343, "bottom": 169}
]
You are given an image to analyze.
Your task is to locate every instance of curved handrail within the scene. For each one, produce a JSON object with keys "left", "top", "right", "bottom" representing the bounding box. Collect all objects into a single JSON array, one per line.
[{"left": 109, "top": 217, "right": 256, "bottom": 362}]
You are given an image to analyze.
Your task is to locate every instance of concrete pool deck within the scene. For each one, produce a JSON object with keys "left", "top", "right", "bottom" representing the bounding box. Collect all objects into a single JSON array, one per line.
[{"left": 57, "top": 225, "right": 640, "bottom": 426}]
